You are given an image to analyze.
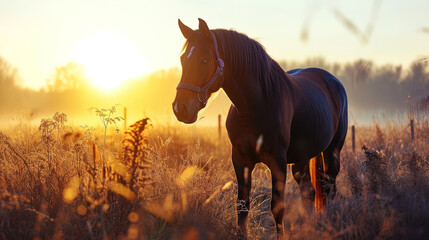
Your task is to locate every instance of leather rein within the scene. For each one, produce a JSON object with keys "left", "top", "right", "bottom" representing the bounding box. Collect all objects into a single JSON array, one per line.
[{"left": 176, "top": 32, "right": 224, "bottom": 106}]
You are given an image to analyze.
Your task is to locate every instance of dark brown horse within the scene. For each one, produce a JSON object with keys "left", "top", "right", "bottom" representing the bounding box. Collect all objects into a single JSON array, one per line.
[{"left": 172, "top": 18, "right": 348, "bottom": 238}]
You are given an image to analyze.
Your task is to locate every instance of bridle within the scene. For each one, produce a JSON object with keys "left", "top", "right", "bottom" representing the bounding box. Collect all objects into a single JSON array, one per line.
[{"left": 176, "top": 32, "right": 224, "bottom": 106}]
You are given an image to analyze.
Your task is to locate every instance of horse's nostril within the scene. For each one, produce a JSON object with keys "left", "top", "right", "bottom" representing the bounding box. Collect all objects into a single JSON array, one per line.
[
  {"left": 173, "top": 101, "right": 189, "bottom": 119},
  {"left": 173, "top": 101, "right": 179, "bottom": 114}
]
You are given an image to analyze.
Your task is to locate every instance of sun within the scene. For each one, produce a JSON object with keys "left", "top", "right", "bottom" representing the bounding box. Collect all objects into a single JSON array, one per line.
[{"left": 71, "top": 32, "right": 146, "bottom": 90}]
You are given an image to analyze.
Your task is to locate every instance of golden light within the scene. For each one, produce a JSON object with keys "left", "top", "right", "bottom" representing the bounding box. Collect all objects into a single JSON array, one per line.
[{"left": 72, "top": 32, "right": 146, "bottom": 90}]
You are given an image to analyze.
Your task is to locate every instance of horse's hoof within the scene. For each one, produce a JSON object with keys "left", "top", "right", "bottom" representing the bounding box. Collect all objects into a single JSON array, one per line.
[
  {"left": 276, "top": 224, "right": 285, "bottom": 239},
  {"left": 236, "top": 226, "right": 247, "bottom": 240}
]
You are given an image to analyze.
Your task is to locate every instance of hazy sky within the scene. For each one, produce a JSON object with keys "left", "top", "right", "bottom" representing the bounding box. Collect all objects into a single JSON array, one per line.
[{"left": 0, "top": 0, "right": 428, "bottom": 89}]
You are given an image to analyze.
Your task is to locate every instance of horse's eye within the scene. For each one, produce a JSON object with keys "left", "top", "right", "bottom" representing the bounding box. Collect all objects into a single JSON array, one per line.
[{"left": 202, "top": 59, "right": 208, "bottom": 64}]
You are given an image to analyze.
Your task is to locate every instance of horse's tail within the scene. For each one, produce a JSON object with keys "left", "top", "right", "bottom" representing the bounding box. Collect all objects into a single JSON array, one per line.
[{"left": 309, "top": 153, "right": 325, "bottom": 212}]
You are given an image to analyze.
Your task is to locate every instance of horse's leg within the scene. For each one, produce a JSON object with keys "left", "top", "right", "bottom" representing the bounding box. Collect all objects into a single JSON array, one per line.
[
  {"left": 267, "top": 150, "right": 287, "bottom": 236},
  {"left": 291, "top": 160, "right": 315, "bottom": 209},
  {"left": 321, "top": 115, "right": 347, "bottom": 199},
  {"left": 321, "top": 144, "right": 343, "bottom": 199},
  {"left": 232, "top": 147, "right": 254, "bottom": 239}
]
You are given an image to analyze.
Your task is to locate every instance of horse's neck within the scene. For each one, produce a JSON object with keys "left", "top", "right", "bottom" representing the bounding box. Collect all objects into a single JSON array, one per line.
[
  {"left": 222, "top": 69, "right": 267, "bottom": 115},
  {"left": 221, "top": 60, "right": 293, "bottom": 117}
]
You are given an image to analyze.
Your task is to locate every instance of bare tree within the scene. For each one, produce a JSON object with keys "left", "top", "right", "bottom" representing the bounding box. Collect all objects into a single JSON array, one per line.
[{"left": 46, "top": 62, "right": 88, "bottom": 92}]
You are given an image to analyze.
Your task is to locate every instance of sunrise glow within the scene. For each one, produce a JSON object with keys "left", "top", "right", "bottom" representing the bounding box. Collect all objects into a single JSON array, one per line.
[{"left": 71, "top": 32, "right": 146, "bottom": 90}]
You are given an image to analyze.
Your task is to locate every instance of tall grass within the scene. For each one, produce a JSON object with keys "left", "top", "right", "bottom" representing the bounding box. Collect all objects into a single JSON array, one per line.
[{"left": 0, "top": 112, "right": 428, "bottom": 239}]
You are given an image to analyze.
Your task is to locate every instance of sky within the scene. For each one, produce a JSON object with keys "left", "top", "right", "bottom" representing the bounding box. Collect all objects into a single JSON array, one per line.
[{"left": 0, "top": 0, "right": 428, "bottom": 89}]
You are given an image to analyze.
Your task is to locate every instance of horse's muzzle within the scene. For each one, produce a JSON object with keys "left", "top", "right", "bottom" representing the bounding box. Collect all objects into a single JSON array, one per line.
[{"left": 172, "top": 100, "right": 198, "bottom": 124}]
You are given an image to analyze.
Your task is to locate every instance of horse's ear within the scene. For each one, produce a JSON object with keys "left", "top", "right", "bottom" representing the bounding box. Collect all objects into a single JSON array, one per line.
[
  {"left": 178, "top": 19, "right": 193, "bottom": 39},
  {"left": 198, "top": 18, "right": 211, "bottom": 40}
]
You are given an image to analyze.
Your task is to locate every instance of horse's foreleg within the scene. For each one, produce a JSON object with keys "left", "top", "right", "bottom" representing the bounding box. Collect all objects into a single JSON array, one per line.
[
  {"left": 268, "top": 151, "right": 287, "bottom": 237},
  {"left": 232, "top": 148, "right": 254, "bottom": 239}
]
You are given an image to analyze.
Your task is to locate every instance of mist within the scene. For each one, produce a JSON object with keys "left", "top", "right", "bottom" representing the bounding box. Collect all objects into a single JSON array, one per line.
[{"left": 1, "top": 56, "right": 428, "bottom": 126}]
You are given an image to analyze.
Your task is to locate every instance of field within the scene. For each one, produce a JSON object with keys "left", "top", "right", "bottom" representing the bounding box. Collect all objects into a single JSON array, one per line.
[{"left": 0, "top": 109, "right": 429, "bottom": 240}]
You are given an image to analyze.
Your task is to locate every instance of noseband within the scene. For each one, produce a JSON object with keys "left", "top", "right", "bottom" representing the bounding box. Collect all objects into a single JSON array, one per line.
[{"left": 176, "top": 32, "right": 224, "bottom": 106}]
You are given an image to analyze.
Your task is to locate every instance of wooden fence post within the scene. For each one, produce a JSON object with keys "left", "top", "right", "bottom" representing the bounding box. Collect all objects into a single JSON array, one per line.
[
  {"left": 218, "top": 114, "right": 222, "bottom": 139},
  {"left": 352, "top": 125, "right": 356, "bottom": 153},
  {"left": 410, "top": 119, "right": 414, "bottom": 142}
]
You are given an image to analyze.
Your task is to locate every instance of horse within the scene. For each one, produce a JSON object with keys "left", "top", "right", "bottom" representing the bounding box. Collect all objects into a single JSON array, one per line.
[{"left": 172, "top": 18, "right": 348, "bottom": 238}]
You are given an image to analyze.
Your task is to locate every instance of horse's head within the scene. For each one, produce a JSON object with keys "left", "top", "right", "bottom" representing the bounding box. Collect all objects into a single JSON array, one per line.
[{"left": 172, "top": 18, "right": 224, "bottom": 124}]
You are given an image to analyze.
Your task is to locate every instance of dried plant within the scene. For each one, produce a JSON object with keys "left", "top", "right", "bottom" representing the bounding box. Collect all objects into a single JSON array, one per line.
[
  {"left": 362, "top": 145, "right": 390, "bottom": 193},
  {"left": 121, "top": 117, "right": 151, "bottom": 191},
  {"left": 90, "top": 105, "right": 123, "bottom": 184},
  {"left": 1, "top": 114, "right": 429, "bottom": 239}
]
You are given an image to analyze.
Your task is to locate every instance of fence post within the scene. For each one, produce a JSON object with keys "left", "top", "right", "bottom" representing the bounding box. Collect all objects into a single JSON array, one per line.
[
  {"left": 410, "top": 119, "right": 414, "bottom": 141},
  {"left": 124, "top": 107, "right": 127, "bottom": 131},
  {"left": 218, "top": 114, "right": 222, "bottom": 139},
  {"left": 352, "top": 125, "right": 356, "bottom": 153}
]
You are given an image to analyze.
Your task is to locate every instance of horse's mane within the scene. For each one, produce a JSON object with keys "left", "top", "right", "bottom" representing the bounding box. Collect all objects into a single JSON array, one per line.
[{"left": 213, "top": 29, "right": 290, "bottom": 103}]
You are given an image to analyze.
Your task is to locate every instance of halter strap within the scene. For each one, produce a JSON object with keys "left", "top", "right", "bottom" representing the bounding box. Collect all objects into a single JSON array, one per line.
[{"left": 176, "top": 32, "right": 224, "bottom": 104}]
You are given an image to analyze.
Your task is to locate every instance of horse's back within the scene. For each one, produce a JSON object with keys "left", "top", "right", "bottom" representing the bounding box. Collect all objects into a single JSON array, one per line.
[
  {"left": 297, "top": 68, "right": 348, "bottom": 140},
  {"left": 287, "top": 67, "right": 347, "bottom": 116}
]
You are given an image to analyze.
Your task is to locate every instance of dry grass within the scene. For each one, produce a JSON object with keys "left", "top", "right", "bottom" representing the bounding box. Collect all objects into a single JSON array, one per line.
[{"left": 0, "top": 112, "right": 428, "bottom": 239}]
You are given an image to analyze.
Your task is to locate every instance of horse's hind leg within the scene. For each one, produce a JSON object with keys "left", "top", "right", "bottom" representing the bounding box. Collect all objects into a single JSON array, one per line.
[
  {"left": 321, "top": 144, "right": 342, "bottom": 199},
  {"left": 292, "top": 160, "right": 315, "bottom": 209},
  {"left": 321, "top": 119, "right": 347, "bottom": 199}
]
